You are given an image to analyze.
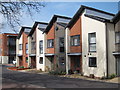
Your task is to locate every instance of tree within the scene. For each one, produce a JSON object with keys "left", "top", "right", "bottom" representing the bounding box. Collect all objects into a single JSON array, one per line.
[{"left": 0, "top": 0, "right": 45, "bottom": 33}]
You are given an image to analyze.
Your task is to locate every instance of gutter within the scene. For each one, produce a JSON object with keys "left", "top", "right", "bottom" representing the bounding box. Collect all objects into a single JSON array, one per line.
[{"left": 105, "top": 23, "right": 109, "bottom": 78}]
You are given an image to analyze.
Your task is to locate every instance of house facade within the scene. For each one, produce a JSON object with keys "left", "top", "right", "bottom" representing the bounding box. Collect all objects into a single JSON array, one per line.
[
  {"left": 16, "top": 27, "right": 31, "bottom": 68},
  {"left": 44, "top": 15, "right": 71, "bottom": 71},
  {"left": 66, "top": 5, "right": 117, "bottom": 78},
  {"left": 66, "top": 16, "right": 82, "bottom": 74},
  {"left": 28, "top": 22, "right": 48, "bottom": 70},
  {"left": 0, "top": 33, "right": 17, "bottom": 64},
  {"left": 112, "top": 11, "right": 120, "bottom": 76}
]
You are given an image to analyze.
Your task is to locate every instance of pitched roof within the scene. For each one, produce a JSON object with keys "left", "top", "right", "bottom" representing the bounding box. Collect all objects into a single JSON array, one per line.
[
  {"left": 28, "top": 22, "right": 48, "bottom": 36},
  {"left": 17, "top": 26, "right": 32, "bottom": 39},
  {"left": 112, "top": 10, "right": 120, "bottom": 23},
  {"left": 67, "top": 5, "right": 115, "bottom": 28},
  {"left": 43, "top": 15, "right": 71, "bottom": 33}
]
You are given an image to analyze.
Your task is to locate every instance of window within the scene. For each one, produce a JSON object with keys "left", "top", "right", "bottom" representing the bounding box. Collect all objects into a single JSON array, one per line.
[
  {"left": 89, "top": 57, "right": 97, "bottom": 67},
  {"left": 31, "top": 42, "right": 36, "bottom": 50},
  {"left": 19, "top": 44, "right": 22, "bottom": 50},
  {"left": 39, "top": 40, "right": 43, "bottom": 54},
  {"left": 0, "top": 48, "right": 1, "bottom": 54},
  {"left": 0, "top": 39, "right": 2, "bottom": 46},
  {"left": 26, "top": 43, "right": 28, "bottom": 54},
  {"left": 115, "top": 32, "right": 120, "bottom": 44},
  {"left": 59, "top": 57, "right": 65, "bottom": 65},
  {"left": 26, "top": 57, "right": 28, "bottom": 63},
  {"left": 47, "top": 39, "right": 54, "bottom": 48},
  {"left": 59, "top": 38, "right": 64, "bottom": 52},
  {"left": 39, "top": 57, "right": 43, "bottom": 64},
  {"left": 71, "top": 35, "right": 80, "bottom": 46},
  {"left": 88, "top": 32, "right": 96, "bottom": 52}
]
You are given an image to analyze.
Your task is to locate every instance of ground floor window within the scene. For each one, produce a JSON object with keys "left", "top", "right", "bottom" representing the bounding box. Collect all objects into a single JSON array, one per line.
[
  {"left": 39, "top": 57, "right": 43, "bottom": 64},
  {"left": 89, "top": 57, "right": 97, "bottom": 67},
  {"left": 26, "top": 57, "right": 28, "bottom": 63}
]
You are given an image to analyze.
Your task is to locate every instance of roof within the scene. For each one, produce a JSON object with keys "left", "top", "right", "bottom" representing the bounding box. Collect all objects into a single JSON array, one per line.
[
  {"left": 84, "top": 14, "right": 110, "bottom": 23},
  {"left": 67, "top": 5, "right": 115, "bottom": 28},
  {"left": 43, "top": 15, "right": 71, "bottom": 33},
  {"left": 17, "top": 26, "right": 32, "bottom": 39},
  {"left": 28, "top": 22, "right": 48, "bottom": 36},
  {"left": 112, "top": 10, "right": 120, "bottom": 23}
]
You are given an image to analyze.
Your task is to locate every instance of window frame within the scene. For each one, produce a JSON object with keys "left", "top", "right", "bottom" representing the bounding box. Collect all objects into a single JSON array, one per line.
[
  {"left": 115, "top": 32, "right": 120, "bottom": 44},
  {"left": 70, "top": 35, "right": 80, "bottom": 46},
  {"left": 19, "top": 44, "right": 22, "bottom": 50},
  {"left": 26, "top": 43, "right": 28, "bottom": 54},
  {"left": 39, "top": 40, "right": 43, "bottom": 54},
  {"left": 31, "top": 41, "right": 36, "bottom": 50},
  {"left": 88, "top": 32, "right": 96, "bottom": 52},
  {"left": 47, "top": 39, "right": 54, "bottom": 48},
  {"left": 39, "top": 57, "right": 43, "bottom": 64},
  {"left": 89, "top": 57, "right": 97, "bottom": 67},
  {"left": 59, "top": 37, "right": 64, "bottom": 52}
]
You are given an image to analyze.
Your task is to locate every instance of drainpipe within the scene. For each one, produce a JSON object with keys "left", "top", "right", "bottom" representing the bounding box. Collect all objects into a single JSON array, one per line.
[{"left": 105, "top": 23, "right": 109, "bottom": 78}]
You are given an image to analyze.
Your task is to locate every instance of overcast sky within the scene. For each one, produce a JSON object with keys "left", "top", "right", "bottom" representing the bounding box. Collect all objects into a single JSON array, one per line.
[{"left": 1, "top": 2, "right": 119, "bottom": 33}]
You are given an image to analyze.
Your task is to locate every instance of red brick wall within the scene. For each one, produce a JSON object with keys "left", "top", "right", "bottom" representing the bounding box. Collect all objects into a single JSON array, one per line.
[
  {"left": 0, "top": 33, "right": 17, "bottom": 56},
  {"left": 46, "top": 24, "right": 55, "bottom": 54},
  {"left": 70, "top": 17, "right": 82, "bottom": 53},
  {"left": 22, "top": 32, "right": 28, "bottom": 67}
]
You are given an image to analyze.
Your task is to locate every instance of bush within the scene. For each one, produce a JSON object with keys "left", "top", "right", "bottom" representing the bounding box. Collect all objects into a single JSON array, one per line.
[
  {"left": 49, "top": 69, "right": 66, "bottom": 75},
  {"left": 18, "top": 66, "right": 24, "bottom": 69},
  {"left": 108, "top": 74, "right": 116, "bottom": 79}
]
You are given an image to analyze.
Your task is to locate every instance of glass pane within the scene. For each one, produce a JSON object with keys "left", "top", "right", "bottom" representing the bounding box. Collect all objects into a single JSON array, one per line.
[
  {"left": 116, "top": 32, "right": 120, "bottom": 43},
  {"left": 90, "top": 44, "right": 96, "bottom": 51},
  {"left": 74, "top": 38, "right": 78, "bottom": 45}
]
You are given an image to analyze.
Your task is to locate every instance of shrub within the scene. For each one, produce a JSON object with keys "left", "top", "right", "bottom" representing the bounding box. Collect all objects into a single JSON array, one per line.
[
  {"left": 108, "top": 74, "right": 116, "bottom": 79},
  {"left": 18, "top": 66, "right": 24, "bottom": 69},
  {"left": 49, "top": 69, "right": 66, "bottom": 75}
]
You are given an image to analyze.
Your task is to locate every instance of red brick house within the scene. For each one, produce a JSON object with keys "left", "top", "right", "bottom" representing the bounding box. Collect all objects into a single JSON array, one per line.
[
  {"left": 43, "top": 15, "right": 71, "bottom": 71},
  {"left": 16, "top": 27, "right": 31, "bottom": 68},
  {"left": 0, "top": 33, "right": 18, "bottom": 64}
]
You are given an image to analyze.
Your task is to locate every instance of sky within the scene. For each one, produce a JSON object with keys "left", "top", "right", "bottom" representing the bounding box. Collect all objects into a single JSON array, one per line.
[{"left": 1, "top": 2, "right": 119, "bottom": 33}]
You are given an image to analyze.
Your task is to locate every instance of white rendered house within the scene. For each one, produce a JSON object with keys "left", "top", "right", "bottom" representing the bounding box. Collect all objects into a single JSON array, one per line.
[{"left": 28, "top": 22, "right": 48, "bottom": 71}]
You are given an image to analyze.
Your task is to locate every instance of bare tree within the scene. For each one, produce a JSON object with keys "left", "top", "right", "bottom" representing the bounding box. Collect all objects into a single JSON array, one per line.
[{"left": 0, "top": 0, "right": 45, "bottom": 33}]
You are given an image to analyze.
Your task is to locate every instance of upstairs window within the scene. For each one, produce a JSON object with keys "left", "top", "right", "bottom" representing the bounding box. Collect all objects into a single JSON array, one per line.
[
  {"left": 19, "top": 44, "right": 22, "bottom": 50},
  {"left": 39, "top": 40, "right": 43, "bottom": 54},
  {"left": 115, "top": 32, "right": 120, "bottom": 44},
  {"left": 59, "top": 37, "right": 64, "bottom": 52},
  {"left": 88, "top": 32, "right": 96, "bottom": 52},
  {"left": 26, "top": 43, "right": 28, "bottom": 54},
  {"left": 47, "top": 39, "right": 54, "bottom": 48},
  {"left": 71, "top": 35, "right": 80, "bottom": 46},
  {"left": 89, "top": 57, "right": 97, "bottom": 67},
  {"left": 31, "top": 42, "right": 36, "bottom": 50}
]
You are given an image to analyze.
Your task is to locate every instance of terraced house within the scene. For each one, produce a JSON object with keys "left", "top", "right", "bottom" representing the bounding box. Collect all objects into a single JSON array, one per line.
[
  {"left": 28, "top": 22, "right": 48, "bottom": 70},
  {"left": 66, "top": 5, "right": 119, "bottom": 78},
  {"left": 112, "top": 11, "right": 120, "bottom": 76},
  {"left": 43, "top": 15, "right": 71, "bottom": 71},
  {"left": 0, "top": 33, "right": 17, "bottom": 64},
  {"left": 16, "top": 27, "right": 31, "bottom": 68}
]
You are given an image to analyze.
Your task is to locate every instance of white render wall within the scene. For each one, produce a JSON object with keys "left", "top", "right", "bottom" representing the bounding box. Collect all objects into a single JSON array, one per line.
[
  {"left": 65, "top": 28, "right": 71, "bottom": 74},
  {"left": 36, "top": 26, "right": 45, "bottom": 71},
  {"left": 18, "top": 34, "right": 23, "bottom": 55},
  {"left": 1, "top": 56, "right": 8, "bottom": 64},
  {"left": 107, "top": 23, "right": 116, "bottom": 75},
  {"left": 81, "top": 12, "right": 107, "bottom": 77}
]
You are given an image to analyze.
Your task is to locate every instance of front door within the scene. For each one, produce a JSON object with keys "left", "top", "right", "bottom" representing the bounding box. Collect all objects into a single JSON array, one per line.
[
  {"left": 31, "top": 57, "right": 36, "bottom": 68},
  {"left": 71, "top": 56, "right": 80, "bottom": 73},
  {"left": 117, "top": 57, "right": 120, "bottom": 76}
]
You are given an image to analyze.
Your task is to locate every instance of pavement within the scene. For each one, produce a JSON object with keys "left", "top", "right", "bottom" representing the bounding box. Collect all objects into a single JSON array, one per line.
[{"left": 2, "top": 64, "right": 120, "bottom": 89}]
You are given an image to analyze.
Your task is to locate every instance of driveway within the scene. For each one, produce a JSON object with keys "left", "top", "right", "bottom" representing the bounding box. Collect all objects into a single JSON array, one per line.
[{"left": 2, "top": 65, "right": 119, "bottom": 89}]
